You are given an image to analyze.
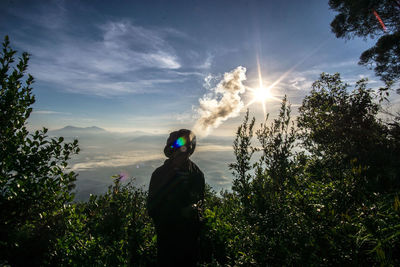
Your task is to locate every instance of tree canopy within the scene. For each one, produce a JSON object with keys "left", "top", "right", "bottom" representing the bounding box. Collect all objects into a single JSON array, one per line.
[{"left": 329, "top": 0, "right": 400, "bottom": 82}]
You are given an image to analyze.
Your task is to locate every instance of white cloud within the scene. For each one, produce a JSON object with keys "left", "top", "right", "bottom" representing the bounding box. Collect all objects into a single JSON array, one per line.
[
  {"left": 100, "top": 21, "right": 181, "bottom": 70},
  {"left": 7, "top": 2, "right": 216, "bottom": 98},
  {"left": 193, "top": 66, "right": 247, "bottom": 137},
  {"left": 7, "top": 1, "right": 67, "bottom": 30},
  {"left": 197, "top": 144, "right": 232, "bottom": 152},
  {"left": 198, "top": 54, "right": 213, "bottom": 69},
  {"left": 19, "top": 19, "right": 186, "bottom": 97},
  {"left": 32, "top": 110, "right": 71, "bottom": 115},
  {"left": 289, "top": 76, "right": 313, "bottom": 91},
  {"left": 171, "top": 71, "right": 204, "bottom": 77},
  {"left": 202, "top": 73, "right": 222, "bottom": 89},
  {"left": 174, "top": 113, "right": 193, "bottom": 123},
  {"left": 316, "top": 60, "right": 358, "bottom": 70}
]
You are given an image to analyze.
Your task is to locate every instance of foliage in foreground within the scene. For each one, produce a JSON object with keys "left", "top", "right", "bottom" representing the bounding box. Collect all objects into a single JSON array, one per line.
[
  {"left": 0, "top": 36, "right": 79, "bottom": 266},
  {"left": 52, "top": 178, "right": 156, "bottom": 266},
  {"left": 210, "top": 73, "right": 400, "bottom": 266},
  {"left": 1, "top": 36, "right": 400, "bottom": 266}
]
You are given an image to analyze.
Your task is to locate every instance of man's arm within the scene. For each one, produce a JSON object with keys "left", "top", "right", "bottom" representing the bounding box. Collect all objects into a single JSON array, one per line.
[
  {"left": 148, "top": 165, "right": 182, "bottom": 224},
  {"left": 196, "top": 171, "right": 205, "bottom": 213},
  {"left": 147, "top": 171, "right": 159, "bottom": 220}
]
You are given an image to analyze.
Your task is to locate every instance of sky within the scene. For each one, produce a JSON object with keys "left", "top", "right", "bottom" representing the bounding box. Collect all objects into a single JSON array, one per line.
[{"left": 0, "top": 0, "right": 385, "bottom": 137}]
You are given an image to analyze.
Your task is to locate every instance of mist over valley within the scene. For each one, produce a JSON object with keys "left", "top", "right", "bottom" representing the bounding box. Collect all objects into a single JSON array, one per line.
[{"left": 49, "top": 126, "right": 235, "bottom": 201}]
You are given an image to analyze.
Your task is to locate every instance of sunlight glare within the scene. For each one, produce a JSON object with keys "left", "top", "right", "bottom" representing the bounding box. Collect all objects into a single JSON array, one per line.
[
  {"left": 246, "top": 56, "right": 278, "bottom": 117},
  {"left": 246, "top": 43, "right": 326, "bottom": 117},
  {"left": 252, "top": 86, "right": 272, "bottom": 103}
]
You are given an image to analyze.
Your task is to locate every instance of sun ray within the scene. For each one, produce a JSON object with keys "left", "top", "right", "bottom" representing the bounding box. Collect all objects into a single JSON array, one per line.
[
  {"left": 267, "top": 41, "right": 327, "bottom": 90},
  {"left": 257, "top": 56, "right": 267, "bottom": 117},
  {"left": 262, "top": 98, "right": 266, "bottom": 117},
  {"left": 245, "top": 96, "right": 258, "bottom": 107},
  {"left": 257, "top": 56, "right": 263, "bottom": 89},
  {"left": 246, "top": 42, "right": 327, "bottom": 115}
]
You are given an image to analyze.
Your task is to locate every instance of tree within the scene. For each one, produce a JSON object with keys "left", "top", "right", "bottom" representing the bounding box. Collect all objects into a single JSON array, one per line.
[
  {"left": 0, "top": 36, "right": 79, "bottom": 266},
  {"left": 254, "top": 95, "right": 296, "bottom": 190},
  {"left": 229, "top": 109, "right": 255, "bottom": 206},
  {"left": 298, "top": 72, "right": 400, "bottom": 192},
  {"left": 296, "top": 72, "right": 400, "bottom": 265},
  {"left": 222, "top": 73, "right": 400, "bottom": 266},
  {"left": 329, "top": 0, "right": 400, "bottom": 82}
]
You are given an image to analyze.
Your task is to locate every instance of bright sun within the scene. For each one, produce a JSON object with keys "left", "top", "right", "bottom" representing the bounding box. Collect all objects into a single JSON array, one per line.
[
  {"left": 247, "top": 85, "right": 273, "bottom": 117},
  {"left": 252, "top": 86, "right": 272, "bottom": 103},
  {"left": 246, "top": 57, "right": 281, "bottom": 117}
]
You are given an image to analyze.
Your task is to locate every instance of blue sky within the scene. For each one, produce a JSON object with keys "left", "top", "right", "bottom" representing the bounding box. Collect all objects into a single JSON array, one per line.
[{"left": 1, "top": 0, "right": 381, "bottom": 136}]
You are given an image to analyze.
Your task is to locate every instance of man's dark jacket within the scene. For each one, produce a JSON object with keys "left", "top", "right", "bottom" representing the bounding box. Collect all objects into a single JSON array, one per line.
[
  {"left": 147, "top": 158, "right": 205, "bottom": 266},
  {"left": 148, "top": 158, "right": 204, "bottom": 225}
]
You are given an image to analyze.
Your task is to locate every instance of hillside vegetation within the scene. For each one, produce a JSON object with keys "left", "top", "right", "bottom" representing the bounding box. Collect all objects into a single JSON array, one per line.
[{"left": 1, "top": 36, "right": 400, "bottom": 266}]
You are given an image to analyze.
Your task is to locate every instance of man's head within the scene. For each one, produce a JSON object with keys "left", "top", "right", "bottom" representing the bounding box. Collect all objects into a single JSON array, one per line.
[{"left": 164, "top": 129, "right": 196, "bottom": 159}]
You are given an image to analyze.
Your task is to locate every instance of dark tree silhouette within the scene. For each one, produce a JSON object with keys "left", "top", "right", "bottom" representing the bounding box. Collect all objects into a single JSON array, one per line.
[{"left": 329, "top": 0, "right": 400, "bottom": 82}]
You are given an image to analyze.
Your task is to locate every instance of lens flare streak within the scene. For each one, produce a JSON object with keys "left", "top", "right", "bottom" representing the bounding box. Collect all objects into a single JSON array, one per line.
[{"left": 373, "top": 9, "right": 387, "bottom": 32}]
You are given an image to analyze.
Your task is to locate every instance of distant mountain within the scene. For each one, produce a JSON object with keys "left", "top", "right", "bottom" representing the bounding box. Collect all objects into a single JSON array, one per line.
[
  {"left": 48, "top": 126, "right": 160, "bottom": 140},
  {"left": 117, "top": 130, "right": 156, "bottom": 137},
  {"left": 129, "top": 134, "right": 165, "bottom": 143},
  {"left": 62, "top": 125, "right": 106, "bottom": 132},
  {"left": 49, "top": 126, "right": 108, "bottom": 137}
]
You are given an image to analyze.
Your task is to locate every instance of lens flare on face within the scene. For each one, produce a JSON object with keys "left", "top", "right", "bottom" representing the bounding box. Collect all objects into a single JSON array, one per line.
[{"left": 174, "top": 137, "right": 186, "bottom": 148}]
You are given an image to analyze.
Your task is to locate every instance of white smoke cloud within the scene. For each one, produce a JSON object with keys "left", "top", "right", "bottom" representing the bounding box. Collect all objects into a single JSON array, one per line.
[{"left": 193, "top": 66, "right": 247, "bottom": 137}]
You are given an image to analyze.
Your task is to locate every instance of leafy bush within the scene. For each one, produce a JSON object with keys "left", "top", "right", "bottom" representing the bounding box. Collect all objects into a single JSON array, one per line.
[
  {"left": 0, "top": 36, "right": 79, "bottom": 266},
  {"left": 52, "top": 177, "right": 157, "bottom": 266}
]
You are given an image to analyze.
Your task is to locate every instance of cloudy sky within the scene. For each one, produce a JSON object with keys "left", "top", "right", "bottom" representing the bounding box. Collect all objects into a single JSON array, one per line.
[{"left": 1, "top": 0, "right": 381, "bottom": 136}]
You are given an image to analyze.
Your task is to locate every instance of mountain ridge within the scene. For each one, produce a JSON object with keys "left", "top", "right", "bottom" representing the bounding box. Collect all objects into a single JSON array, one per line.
[{"left": 57, "top": 125, "right": 107, "bottom": 132}]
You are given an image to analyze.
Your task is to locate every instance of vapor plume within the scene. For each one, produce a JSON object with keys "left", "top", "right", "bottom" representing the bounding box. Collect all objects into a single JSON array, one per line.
[{"left": 193, "top": 66, "right": 247, "bottom": 137}]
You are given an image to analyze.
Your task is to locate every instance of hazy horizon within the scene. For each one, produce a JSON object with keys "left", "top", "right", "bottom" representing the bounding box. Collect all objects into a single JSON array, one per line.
[{"left": 46, "top": 126, "right": 235, "bottom": 201}]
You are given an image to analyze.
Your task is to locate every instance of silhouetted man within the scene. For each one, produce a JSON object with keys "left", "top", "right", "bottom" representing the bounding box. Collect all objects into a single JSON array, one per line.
[{"left": 147, "top": 129, "right": 205, "bottom": 267}]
